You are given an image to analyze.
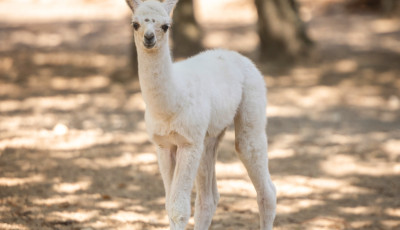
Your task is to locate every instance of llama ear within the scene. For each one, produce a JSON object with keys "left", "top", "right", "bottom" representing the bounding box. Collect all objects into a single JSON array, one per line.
[
  {"left": 163, "top": 0, "right": 179, "bottom": 15},
  {"left": 125, "top": 0, "right": 142, "bottom": 12}
]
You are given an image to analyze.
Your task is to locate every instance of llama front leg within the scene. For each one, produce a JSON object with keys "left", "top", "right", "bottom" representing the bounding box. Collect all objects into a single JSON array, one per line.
[
  {"left": 167, "top": 144, "right": 203, "bottom": 230},
  {"left": 157, "top": 146, "right": 177, "bottom": 211},
  {"left": 194, "top": 137, "right": 221, "bottom": 230}
]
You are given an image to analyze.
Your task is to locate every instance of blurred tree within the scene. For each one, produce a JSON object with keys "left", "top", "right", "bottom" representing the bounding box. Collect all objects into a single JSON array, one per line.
[
  {"left": 172, "top": 0, "right": 203, "bottom": 57},
  {"left": 254, "top": 0, "right": 312, "bottom": 61},
  {"left": 381, "top": 0, "right": 400, "bottom": 14},
  {"left": 347, "top": 0, "right": 400, "bottom": 15}
]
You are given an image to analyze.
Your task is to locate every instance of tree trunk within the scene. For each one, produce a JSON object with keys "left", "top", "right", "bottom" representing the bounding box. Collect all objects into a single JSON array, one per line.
[
  {"left": 172, "top": 0, "right": 203, "bottom": 57},
  {"left": 254, "top": 0, "right": 312, "bottom": 61},
  {"left": 347, "top": 0, "right": 400, "bottom": 15},
  {"left": 381, "top": 0, "right": 400, "bottom": 15}
]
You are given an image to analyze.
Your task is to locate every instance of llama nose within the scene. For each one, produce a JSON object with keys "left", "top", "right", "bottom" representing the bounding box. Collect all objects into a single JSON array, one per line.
[{"left": 144, "top": 33, "right": 155, "bottom": 42}]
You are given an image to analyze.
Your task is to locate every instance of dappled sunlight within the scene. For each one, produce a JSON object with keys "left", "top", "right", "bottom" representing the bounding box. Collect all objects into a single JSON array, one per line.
[
  {"left": 0, "top": 223, "right": 28, "bottom": 230},
  {"left": 0, "top": 0, "right": 399, "bottom": 229},
  {"left": 301, "top": 217, "right": 349, "bottom": 230},
  {"left": 8, "top": 31, "right": 63, "bottom": 48},
  {"left": 196, "top": 0, "right": 257, "bottom": 25},
  {"left": 132, "top": 152, "right": 158, "bottom": 164},
  {"left": 275, "top": 175, "right": 371, "bottom": 197},
  {"left": 0, "top": 116, "right": 148, "bottom": 150},
  {"left": 334, "top": 59, "right": 359, "bottom": 74},
  {"left": 53, "top": 180, "right": 91, "bottom": 194},
  {"left": 382, "top": 220, "right": 400, "bottom": 229},
  {"left": 0, "top": 174, "right": 44, "bottom": 186},
  {"left": 0, "top": 95, "right": 90, "bottom": 113},
  {"left": 371, "top": 18, "right": 400, "bottom": 34},
  {"left": 269, "top": 148, "right": 295, "bottom": 159},
  {"left": 51, "top": 210, "right": 98, "bottom": 222},
  {"left": 138, "top": 162, "right": 160, "bottom": 174},
  {"left": 74, "top": 152, "right": 143, "bottom": 169},
  {"left": 228, "top": 199, "right": 259, "bottom": 213},
  {"left": 278, "top": 199, "right": 324, "bottom": 215},
  {"left": 0, "top": 128, "right": 112, "bottom": 150},
  {"left": 218, "top": 179, "right": 256, "bottom": 196},
  {"left": 196, "top": 0, "right": 259, "bottom": 52},
  {"left": 275, "top": 178, "right": 312, "bottom": 197},
  {"left": 322, "top": 154, "right": 398, "bottom": 176},
  {"left": 33, "top": 52, "right": 128, "bottom": 69},
  {"left": 96, "top": 200, "right": 123, "bottom": 209},
  {"left": 110, "top": 208, "right": 169, "bottom": 229},
  {"left": 216, "top": 162, "right": 247, "bottom": 177},
  {"left": 32, "top": 194, "right": 90, "bottom": 206},
  {"left": 269, "top": 134, "right": 301, "bottom": 150},
  {"left": 267, "top": 104, "right": 304, "bottom": 117},
  {"left": 385, "top": 208, "right": 400, "bottom": 218},
  {"left": 0, "top": 0, "right": 129, "bottom": 23},
  {"left": 296, "top": 86, "right": 341, "bottom": 109},
  {"left": 383, "top": 139, "right": 400, "bottom": 160},
  {"left": 268, "top": 84, "right": 343, "bottom": 111},
  {"left": 339, "top": 206, "right": 375, "bottom": 215},
  {"left": 290, "top": 67, "right": 321, "bottom": 86},
  {"left": 110, "top": 210, "right": 148, "bottom": 222},
  {"left": 51, "top": 75, "right": 110, "bottom": 92},
  {"left": 203, "top": 29, "right": 259, "bottom": 52}
]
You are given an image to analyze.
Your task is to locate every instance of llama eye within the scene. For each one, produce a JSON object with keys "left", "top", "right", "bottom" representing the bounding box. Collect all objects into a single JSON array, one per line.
[
  {"left": 161, "top": 24, "right": 169, "bottom": 32},
  {"left": 132, "top": 22, "right": 140, "bottom": 31}
]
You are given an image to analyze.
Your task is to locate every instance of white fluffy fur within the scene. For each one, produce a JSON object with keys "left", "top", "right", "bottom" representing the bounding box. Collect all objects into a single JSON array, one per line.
[{"left": 126, "top": 0, "right": 276, "bottom": 229}]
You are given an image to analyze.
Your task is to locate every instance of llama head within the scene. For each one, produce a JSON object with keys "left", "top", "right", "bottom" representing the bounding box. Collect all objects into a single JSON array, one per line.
[{"left": 126, "top": 0, "right": 178, "bottom": 51}]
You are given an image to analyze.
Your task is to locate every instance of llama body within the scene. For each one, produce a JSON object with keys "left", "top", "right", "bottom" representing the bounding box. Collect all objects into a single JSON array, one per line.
[
  {"left": 126, "top": 0, "right": 276, "bottom": 229},
  {"left": 144, "top": 50, "right": 249, "bottom": 143}
]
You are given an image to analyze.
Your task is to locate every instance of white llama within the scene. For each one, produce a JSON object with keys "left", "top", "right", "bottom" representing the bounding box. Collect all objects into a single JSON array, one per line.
[{"left": 125, "top": 0, "right": 276, "bottom": 229}]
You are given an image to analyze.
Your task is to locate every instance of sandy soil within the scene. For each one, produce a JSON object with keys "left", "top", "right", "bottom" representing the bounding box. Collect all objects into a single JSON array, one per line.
[{"left": 0, "top": 0, "right": 399, "bottom": 229}]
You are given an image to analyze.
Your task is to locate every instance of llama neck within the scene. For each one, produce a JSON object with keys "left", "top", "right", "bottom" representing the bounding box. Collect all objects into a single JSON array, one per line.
[{"left": 137, "top": 44, "right": 178, "bottom": 118}]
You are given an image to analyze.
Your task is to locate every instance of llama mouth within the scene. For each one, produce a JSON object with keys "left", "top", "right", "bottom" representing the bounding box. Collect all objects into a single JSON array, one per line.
[{"left": 143, "top": 42, "right": 155, "bottom": 49}]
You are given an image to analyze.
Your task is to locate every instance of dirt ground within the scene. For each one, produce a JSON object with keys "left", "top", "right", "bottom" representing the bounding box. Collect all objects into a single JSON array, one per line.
[{"left": 0, "top": 0, "right": 399, "bottom": 229}]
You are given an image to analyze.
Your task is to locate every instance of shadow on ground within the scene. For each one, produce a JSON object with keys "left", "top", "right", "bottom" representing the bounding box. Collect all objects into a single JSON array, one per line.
[{"left": 0, "top": 1, "right": 400, "bottom": 230}]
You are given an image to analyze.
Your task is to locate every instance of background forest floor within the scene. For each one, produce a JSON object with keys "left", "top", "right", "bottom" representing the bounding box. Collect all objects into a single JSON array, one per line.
[{"left": 0, "top": 0, "right": 399, "bottom": 229}]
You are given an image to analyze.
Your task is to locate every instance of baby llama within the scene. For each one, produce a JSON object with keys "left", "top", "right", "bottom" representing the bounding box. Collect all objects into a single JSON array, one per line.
[{"left": 125, "top": 0, "right": 276, "bottom": 229}]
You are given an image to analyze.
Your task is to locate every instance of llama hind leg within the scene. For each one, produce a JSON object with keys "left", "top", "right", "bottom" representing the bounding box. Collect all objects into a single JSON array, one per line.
[
  {"left": 234, "top": 98, "right": 276, "bottom": 230},
  {"left": 194, "top": 133, "right": 224, "bottom": 230},
  {"left": 235, "top": 117, "right": 276, "bottom": 230}
]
